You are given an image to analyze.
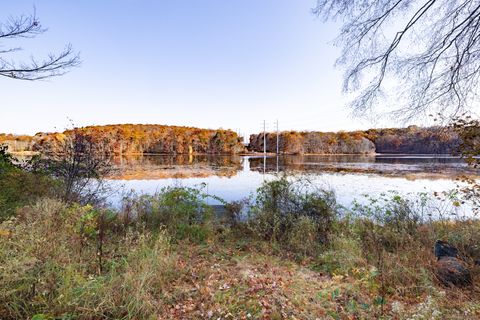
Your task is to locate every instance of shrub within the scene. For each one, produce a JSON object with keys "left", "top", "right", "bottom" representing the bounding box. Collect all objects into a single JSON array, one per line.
[
  {"left": 122, "top": 185, "right": 214, "bottom": 243},
  {"left": 350, "top": 193, "right": 439, "bottom": 298},
  {"left": 36, "top": 128, "right": 113, "bottom": 204},
  {"left": 0, "top": 145, "right": 15, "bottom": 173},
  {"left": 247, "top": 176, "right": 338, "bottom": 253},
  {"left": 287, "top": 215, "right": 320, "bottom": 257},
  {"left": 223, "top": 199, "right": 247, "bottom": 227},
  {"left": 352, "top": 193, "right": 428, "bottom": 252},
  {"left": 0, "top": 170, "right": 56, "bottom": 221},
  {"left": 0, "top": 146, "right": 57, "bottom": 221}
]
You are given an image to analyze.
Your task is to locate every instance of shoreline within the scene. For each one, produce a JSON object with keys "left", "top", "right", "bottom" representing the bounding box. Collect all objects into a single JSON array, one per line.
[{"left": 9, "top": 151, "right": 461, "bottom": 157}]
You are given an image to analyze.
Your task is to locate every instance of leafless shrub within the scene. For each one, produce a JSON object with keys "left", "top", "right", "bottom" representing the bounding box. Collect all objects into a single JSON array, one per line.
[{"left": 38, "top": 128, "right": 114, "bottom": 204}]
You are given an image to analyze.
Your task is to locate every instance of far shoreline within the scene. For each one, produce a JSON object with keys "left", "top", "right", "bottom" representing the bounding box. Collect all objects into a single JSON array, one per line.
[{"left": 9, "top": 151, "right": 463, "bottom": 157}]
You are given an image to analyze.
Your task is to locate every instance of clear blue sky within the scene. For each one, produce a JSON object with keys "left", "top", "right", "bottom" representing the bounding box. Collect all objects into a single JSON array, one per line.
[{"left": 2, "top": 0, "right": 386, "bottom": 136}]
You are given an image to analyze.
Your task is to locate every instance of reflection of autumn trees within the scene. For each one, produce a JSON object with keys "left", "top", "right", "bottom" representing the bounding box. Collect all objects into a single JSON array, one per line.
[
  {"left": 30, "top": 125, "right": 245, "bottom": 155},
  {"left": 249, "top": 155, "right": 378, "bottom": 173},
  {"left": 112, "top": 154, "right": 242, "bottom": 167},
  {"left": 110, "top": 155, "right": 243, "bottom": 180},
  {"left": 248, "top": 154, "right": 474, "bottom": 178},
  {"left": 249, "top": 126, "right": 459, "bottom": 154}
]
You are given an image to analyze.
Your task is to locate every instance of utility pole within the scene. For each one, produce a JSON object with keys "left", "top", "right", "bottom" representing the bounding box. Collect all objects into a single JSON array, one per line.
[
  {"left": 275, "top": 119, "right": 279, "bottom": 155},
  {"left": 263, "top": 120, "right": 266, "bottom": 176},
  {"left": 263, "top": 120, "right": 266, "bottom": 156},
  {"left": 275, "top": 119, "right": 279, "bottom": 173}
]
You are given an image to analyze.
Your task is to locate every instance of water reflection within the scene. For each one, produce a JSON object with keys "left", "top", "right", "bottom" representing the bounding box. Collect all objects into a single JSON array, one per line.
[
  {"left": 110, "top": 154, "right": 243, "bottom": 180},
  {"left": 108, "top": 155, "right": 477, "bottom": 213},
  {"left": 249, "top": 154, "right": 472, "bottom": 177},
  {"left": 111, "top": 154, "right": 474, "bottom": 180}
]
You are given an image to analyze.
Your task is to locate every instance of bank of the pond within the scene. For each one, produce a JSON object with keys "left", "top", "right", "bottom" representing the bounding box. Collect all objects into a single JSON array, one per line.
[{"left": 2, "top": 178, "right": 480, "bottom": 319}]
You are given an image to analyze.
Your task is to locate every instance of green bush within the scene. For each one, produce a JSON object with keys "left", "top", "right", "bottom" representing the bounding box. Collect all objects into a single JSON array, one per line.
[
  {"left": 0, "top": 145, "right": 15, "bottom": 173},
  {"left": 0, "top": 146, "right": 58, "bottom": 221},
  {"left": 0, "top": 170, "right": 56, "bottom": 221},
  {"left": 123, "top": 185, "right": 214, "bottom": 243},
  {"left": 287, "top": 215, "right": 320, "bottom": 257},
  {"left": 247, "top": 176, "right": 338, "bottom": 252}
]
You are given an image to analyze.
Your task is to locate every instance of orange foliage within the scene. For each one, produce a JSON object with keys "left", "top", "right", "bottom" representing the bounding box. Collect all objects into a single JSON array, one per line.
[{"left": 33, "top": 124, "right": 245, "bottom": 155}]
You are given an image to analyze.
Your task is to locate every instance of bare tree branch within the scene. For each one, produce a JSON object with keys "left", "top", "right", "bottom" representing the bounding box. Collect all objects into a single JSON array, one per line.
[
  {"left": 315, "top": 0, "right": 480, "bottom": 120},
  {"left": 0, "top": 10, "right": 80, "bottom": 80}
]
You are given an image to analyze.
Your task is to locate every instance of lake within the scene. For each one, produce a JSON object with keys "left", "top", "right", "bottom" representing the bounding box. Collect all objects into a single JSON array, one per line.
[{"left": 108, "top": 154, "right": 477, "bottom": 216}]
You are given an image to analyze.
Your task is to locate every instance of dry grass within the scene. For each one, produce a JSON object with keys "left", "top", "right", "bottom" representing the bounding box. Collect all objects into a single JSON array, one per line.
[{"left": 1, "top": 196, "right": 480, "bottom": 319}]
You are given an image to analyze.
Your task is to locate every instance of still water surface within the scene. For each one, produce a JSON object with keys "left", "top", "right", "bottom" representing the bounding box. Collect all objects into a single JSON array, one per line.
[{"left": 109, "top": 154, "right": 477, "bottom": 215}]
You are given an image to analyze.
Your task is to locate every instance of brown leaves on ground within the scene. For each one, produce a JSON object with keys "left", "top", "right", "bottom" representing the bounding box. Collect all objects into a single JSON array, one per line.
[
  {"left": 154, "top": 242, "right": 377, "bottom": 320},
  {"left": 150, "top": 240, "right": 480, "bottom": 319}
]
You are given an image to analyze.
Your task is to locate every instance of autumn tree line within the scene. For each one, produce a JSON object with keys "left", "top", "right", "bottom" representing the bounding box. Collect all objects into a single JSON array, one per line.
[
  {"left": 1, "top": 124, "right": 245, "bottom": 155},
  {"left": 249, "top": 126, "right": 460, "bottom": 154},
  {"left": 1, "top": 124, "right": 462, "bottom": 155}
]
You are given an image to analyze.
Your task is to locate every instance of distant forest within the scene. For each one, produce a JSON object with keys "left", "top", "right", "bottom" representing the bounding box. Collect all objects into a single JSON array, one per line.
[
  {"left": 1, "top": 124, "right": 245, "bottom": 155},
  {"left": 249, "top": 126, "right": 460, "bottom": 154},
  {"left": 1, "top": 124, "right": 460, "bottom": 155}
]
